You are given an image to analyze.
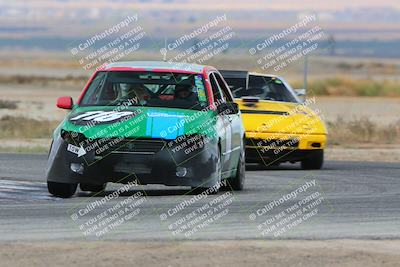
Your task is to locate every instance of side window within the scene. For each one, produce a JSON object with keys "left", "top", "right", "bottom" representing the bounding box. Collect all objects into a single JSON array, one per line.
[
  {"left": 209, "top": 73, "right": 224, "bottom": 103},
  {"left": 248, "top": 75, "right": 269, "bottom": 89},
  {"left": 214, "top": 72, "right": 234, "bottom": 102}
]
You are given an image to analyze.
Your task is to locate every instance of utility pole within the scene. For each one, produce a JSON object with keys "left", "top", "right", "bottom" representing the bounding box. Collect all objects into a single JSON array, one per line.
[
  {"left": 163, "top": 37, "right": 167, "bottom": 62},
  {"left": 303, "top": 54, "right": 308, "bottom": 90}
]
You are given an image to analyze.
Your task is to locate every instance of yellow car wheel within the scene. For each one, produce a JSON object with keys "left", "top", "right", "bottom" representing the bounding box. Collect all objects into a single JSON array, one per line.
[{"left": 301, "top": 150, "right": 324, "bottom": 170}]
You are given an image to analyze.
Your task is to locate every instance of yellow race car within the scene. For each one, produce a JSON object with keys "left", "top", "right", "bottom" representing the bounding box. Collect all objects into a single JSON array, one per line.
[{"left": 220, "top": 70, "right": 327, "bottom": 169}]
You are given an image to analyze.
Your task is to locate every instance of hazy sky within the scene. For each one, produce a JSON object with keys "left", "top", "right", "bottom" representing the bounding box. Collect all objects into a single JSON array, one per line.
[
  {"left": 2, "top": 0, "right": 400, "bottom": 11},
  {"left": 1, "top": 0, "right": 399, "bottom": 40}
]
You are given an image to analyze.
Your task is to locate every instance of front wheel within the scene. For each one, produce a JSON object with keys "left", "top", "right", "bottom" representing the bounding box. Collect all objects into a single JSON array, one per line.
[
  {"left": 301, "top": 150, "right": 324, "bottom": 170},
  {"left": 48, "top": 181, "right": 77, "bottom": 198},
  {"left": 229, "top": 148, "right": 245, "bottom": 190},
  {"left": 191, "top": 146, "right": 222, "bottom": 194}
]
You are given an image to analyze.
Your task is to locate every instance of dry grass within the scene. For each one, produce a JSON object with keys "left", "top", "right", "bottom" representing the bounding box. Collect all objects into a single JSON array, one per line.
[
  {"left": 0, "top": 75, "right": 88, "bottom": 87},
  {"left": 327, "top": 117, "right": 400, "bottom": 145},
  {"left": 293, "top": 77, "right": 400, "bottom": 97},
  {"left": 0, "top": 116, "right": 59, "bottom": 139}
]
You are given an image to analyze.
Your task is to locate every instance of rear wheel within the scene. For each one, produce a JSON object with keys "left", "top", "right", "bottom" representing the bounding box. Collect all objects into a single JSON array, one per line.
[
  {"left": 80, "top": 183, "right": 107, "bottom": 193},
  {"left": 301, "top": 150, "right": 324, "bottom": 170},
  {"left": 47, "top": 181, "right": 77, "bottom": 198}
]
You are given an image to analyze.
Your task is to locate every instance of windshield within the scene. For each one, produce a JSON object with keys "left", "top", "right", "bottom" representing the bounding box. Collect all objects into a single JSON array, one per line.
[
  {"left": 80, "top": 71, "right": 209, "bottom": 110},
  {"left": 225, "top": 75, "right": 298, "bottom": 103}
]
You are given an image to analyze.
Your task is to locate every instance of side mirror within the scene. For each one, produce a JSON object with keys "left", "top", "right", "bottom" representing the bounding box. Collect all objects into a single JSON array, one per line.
[
  {"left": 57, "top": 96, "right": 73, "bottom": 110},
  {"left": 217, "top": 102, "right": 239, "bottom": 115},
  {"left": 294, "top": 89, "right": 306, "bottom": 97}
]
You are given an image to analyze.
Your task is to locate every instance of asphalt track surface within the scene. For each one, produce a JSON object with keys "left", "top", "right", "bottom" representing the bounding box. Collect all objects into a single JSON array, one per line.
[{"left": 0, "top": 153, "right": 399, "bottom": 241}]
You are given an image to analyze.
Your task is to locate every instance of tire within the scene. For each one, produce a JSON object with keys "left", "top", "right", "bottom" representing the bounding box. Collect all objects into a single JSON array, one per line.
[
  {"left": 48, "top": 181, "right": 77, "bottom": 198},
  {"left": 229, "top": 148, "right": 245, "bottom": 190},
  {"left": 191, "top": 146, "right": 222, "bottom": 194},
  {"left": 80, "top": 183, "right": 107, "bottom": 193},
  {"left": 301, "top": 150, "right": 324, "bottom": 170}
]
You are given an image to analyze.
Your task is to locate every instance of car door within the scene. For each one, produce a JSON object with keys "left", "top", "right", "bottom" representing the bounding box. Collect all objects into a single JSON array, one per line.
[
  {"left": 213, "top": 72, "right": 242, "bottom": 169},
  {"left": 209, "top": 73, "right": 232, "bottom": 173}
]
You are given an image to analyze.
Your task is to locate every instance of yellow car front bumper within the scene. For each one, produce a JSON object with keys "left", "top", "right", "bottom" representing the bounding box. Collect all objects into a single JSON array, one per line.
[
  {"left": 246, "top": 132, "right": 327, "bottom": 150},
  {"left": 245, "top": 132, "right": 327, "bottom": 163}
]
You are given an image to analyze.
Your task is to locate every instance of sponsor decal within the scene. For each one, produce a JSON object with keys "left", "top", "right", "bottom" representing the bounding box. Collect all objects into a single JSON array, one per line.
[
  {"left": 67, "top": 144, "right": 87, "bottom": 157},
  {"left": 195, "top": 74, "right": 207, "bottom": 102},
  {"left": 146, "top": 110, "right": 186, "bottom": 139},
  {"left": 69, "top": 111, "right": 136, "bottom": 125}
]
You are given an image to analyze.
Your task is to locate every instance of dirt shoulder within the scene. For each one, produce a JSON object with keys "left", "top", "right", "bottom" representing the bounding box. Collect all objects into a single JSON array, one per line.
[
  {"left": 1, "top": 240, "right": 400, "bottom": 267},
  {"left": 325, "top": 145, "right": 400, "bottom": 163}
]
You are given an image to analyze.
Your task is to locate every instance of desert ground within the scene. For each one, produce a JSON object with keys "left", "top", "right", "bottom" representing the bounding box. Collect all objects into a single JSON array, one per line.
[{"left": 1, "top": 240, "right": 400, "bottom": 267}]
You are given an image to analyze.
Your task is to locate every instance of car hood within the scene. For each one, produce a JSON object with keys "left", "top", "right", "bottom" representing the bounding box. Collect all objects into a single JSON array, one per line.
[
  {"left": 235, "top": 99, "right": 326, "bottom": 135},
  {"left": 59, "top": 106, "right": 216, "bottom": 140}
]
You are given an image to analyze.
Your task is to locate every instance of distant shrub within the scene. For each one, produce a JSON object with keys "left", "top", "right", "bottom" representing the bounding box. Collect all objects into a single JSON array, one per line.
[
  {"left": 327, "top": 117, "right": 400, "bottom": 145},
  {"left": 0, "top": 116, "right": 58, "bottom": 138},
  {"left": 0, "top": 100, "right": 18, "bottom": 109},
  {"left": 0, "top": 75, "right": 88, "bottom": 85},
  {"left": 296, "top": 77, "right": 400, "bottom": 97}
]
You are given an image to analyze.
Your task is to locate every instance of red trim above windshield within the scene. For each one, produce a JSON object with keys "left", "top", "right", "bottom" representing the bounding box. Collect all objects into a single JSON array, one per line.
[
  {"left": 101, "top": 66, "right": 201, "bottom": 74},
  {"left": 77, "top": 70, "right": 98, "bottom": 104},
  {"left": 152, "top": 68, "right": 200, "bottom": 75},
  {"left": 102, "top": 67, "right": 148, "bottom": 72}
]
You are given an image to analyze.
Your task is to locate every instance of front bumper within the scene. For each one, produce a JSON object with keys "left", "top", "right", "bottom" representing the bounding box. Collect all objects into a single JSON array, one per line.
[
  {"left": 246, "top": 148, "right": 323, "bottom": 163},
  {"left": 244, "top": 132, "right": 327, "bottom": 163},
  {"left": 46, "top": 135, "right": 220, "bottom": 188}
]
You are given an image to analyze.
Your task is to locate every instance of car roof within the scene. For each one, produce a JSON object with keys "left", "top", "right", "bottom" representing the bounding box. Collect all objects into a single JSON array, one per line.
[
  {"left": 219, "top": 70, "right": 248, "bottom": 79},
  {"left": 249, "top": 72, "right": 279, "bottom": 79},
  {"left": 219, "top": 70, "right": 280, "bottom": 79},
  {"left": 102, "top": 61, "right": 211, "bottom": 74}
]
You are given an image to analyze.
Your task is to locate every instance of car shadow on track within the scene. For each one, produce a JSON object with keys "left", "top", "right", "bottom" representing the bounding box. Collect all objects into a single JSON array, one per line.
[
  {"left": 245, "top": 163, "right": 301, "bottom": 171},
  {"left": 76, "top": 187, "right": 197, "bottom": 197}
]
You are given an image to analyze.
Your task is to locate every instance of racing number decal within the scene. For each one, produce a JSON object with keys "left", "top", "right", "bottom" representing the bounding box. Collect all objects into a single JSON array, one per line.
[{"left": 70, "top": 111, "right": 134, "bottom": 122}]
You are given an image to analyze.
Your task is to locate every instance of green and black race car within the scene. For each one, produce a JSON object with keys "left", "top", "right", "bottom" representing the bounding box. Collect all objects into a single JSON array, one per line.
[{"left": 46, "top": 61, "right": 245, "bottom": 198}]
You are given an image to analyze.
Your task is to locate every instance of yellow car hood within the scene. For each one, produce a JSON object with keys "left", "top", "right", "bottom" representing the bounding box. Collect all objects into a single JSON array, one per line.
[{"left": 235, "top": 99, "right": 327, "bottom": 135}]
